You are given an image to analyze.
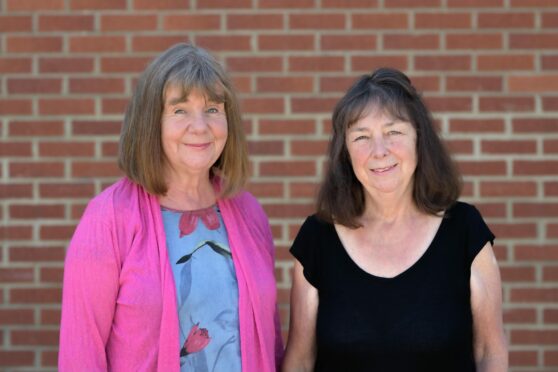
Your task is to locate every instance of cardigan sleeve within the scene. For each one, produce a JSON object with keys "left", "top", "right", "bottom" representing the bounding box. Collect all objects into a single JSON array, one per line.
[{"left": 59, "top": 195, "right": 121, "bottom": 371}]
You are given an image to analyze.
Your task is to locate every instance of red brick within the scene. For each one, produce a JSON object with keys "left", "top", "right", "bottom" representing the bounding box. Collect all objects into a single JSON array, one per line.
[
  {"left": 10, "top": 162, "right": 64, "bottom": 178},
  {"left": 512, "top": 288, "right": 558, "bottom": 303},
  {"left": 195, "top": 35, "right": 251, "bottom": 51},
  {"left": 0, "top": 268, "right": 34, "bottom": 283},
  {"left": 0, "top": 58, "right": 32, "bottom": 73},
  {"left": 415, "top": 55, "right": 470, "bottom": 71},
  {"left": 132, "top": 35, "right": 189, "bottom": 52},
  {"left": 511, "top": 0, "right": 558, "bottom": 7},
  {"left": 544, "top": 139, "right": 558, "bottom": 153},
  {"left": 543, "top": 55, "right": 558, "bottom": 70},
  {"left": 0, "top": 351, "right": 34, "bottom": 367},
  {"left": 545, "top": 308, "right": 558, "bottom": 323},
  {"left": 503, "top": 308, "right": 536, "bottom": 323},
  {"left": 0, "top": 226, "right": 33, "bottom": 240},
  {"left": 10, "top": 204, "right": 65, "bottom": 219},
  {"left": 291, "top": 97, "right": 338, "bottom": 114},
  {"left": 500, "top": 266, "right": 536, "bottom": 282},
  {"left": 385, "top": 0, "right": 440, "bottom": 6},
  {"left": 39, "top": 57, "right": 94, "bottom": 73},
  {"left": 0, "top": 16, "right": 32, "bottom": 32},
  {"left": 69, "top": 78, "right": 125, "bottom": 94},
  {"left": 11, "top": 287, "right": 62, "bottom": 304},
  {"left": 246, "top": 182, "right": 284, "bottom": 198},
  {"left": 41, "top": 267, "right": 64, "bottom": 283},
  {"left": 514, "top": 160, "right": 558, "bottom": 175},
  {"left": 39, "top": 142, "right": 95, "bottom": 157},
  {"left": 509, "top": 351, "right": 538, "bottom": 366},
  {"left": 8, "top": 78, "right": 62, "bottom": 94},
  {"left": 514, "top": 203, "right": 558, "bottom": 218},
  {"left": 446, "top": 33, "right": 502, "bottom": 49},
  {"left": 7, "top": 0, "right": 64, "bottom": 10},
  {"left": 260, "top": 161, "right": 316, "bottom": 177},
  {"left": 248, "top": 141, "right": 284, "bottom": 156},
  {"left": 543, "top": 266, "right": 558, "bottom": 281},
  {"left": 291, "top": 140, "right": 329, "bottom": 156},
  {"left": 476, "top": 202, "right": 507, "bottom": 218},
  {"left": 509, "top": 75, "right": 558, "bottom": 92},
  {"left": 0, "top": 99, "right": 32, "bottom": 115},
  {"left": 70, "top": 36, "right": 126, "bottom": 52},
  {"left": 197, "top": 0, "right": 251, "bottom": 8},
  {"left": 0, "top": 183, "right": 33, "bottom": 199},
  {"left": 227, "top": 56, "right": 283, "bottom": 72},
  {"left": 384, "top": 34, "right": 439, "bottom": 49},
  {"left": 353, "top": 13, "right": 408, "bottom": 29},
  {"left": 9, "top": 120, "right": 64, "bottom": 137},
  {"left": 41, "top": 309, "right": 61, "bottom": 325},
  {"left": 511, "top": 33, "right": 558, "bottom": 49},
  {"left": 101, "top": 15, "right": 157, "bottom": 31},
  {"left": 257, "top": 77, "right": 313, "bottom": 93},
  {"left": 543, "top": 12, "right": 558, "bottom": 28},
  {"left": 39, "top": 99, "right": 95, "bottom": 115},
  {"left": 259, "top": 120, "right": 316, "bottom": 135},
  {"left": 457, "top": 160, "right": 506, "bottom": 176},
  {"left": 71, "top": 0, "right": 126, "bottom": 9},
  {"left": 102, "top": 142, "right": 119, "bottom": 157},
  {"left": 289, "top": 56, "right": 344, "bottom": 72},
  {"left": 259, "top": 0, "right": 314, "bottom": 8},
  {"left": 448, "top": 0, "right": 503, "bottom": 6},
  {"left": 11, "top": 330, "right": 59, "bottom": 346},
  {"left": 40, "top": 225, "right": 76, "bottom": 240},
  {"left": 352, "top": 55, "right": 408, "bottom": 71},
  {"left": 446, "top": 76, "right": 502, "bottom": 92},
  {"left": 7, "top": 36, "right": 62, "bottom": 53},
  {"left": 546, "top": 182, "right": 558, "bottom": 196},
  {"left": 478, "top": 12, "right": 534, "bottom": 28},
  {"left": 241, "top": 98, "right": 284, "bottom": 114},
  {"left": 0, "top": 309, "right": 34, "bottom": 325},
  {"left": 323, "top": 0, "right": 378, "bottom": 6},
  {"left": 548, "top": 223, "right": 558, "bottom": 239},
  {"left": 477, "top": 54, "right": 534, "bottom": 71},
  {"left": 415, "top": 13, "right": 471, "bottom": 29},
  {"left": 71, "top": 161, "right": 121, "bottom": 178},
  {"left": 445, "top": 139, "right": 472, "bottom": 155},
  {"left": 491, "top": 223, "right": 537, "bottom": 239},
  {"left": 263, "top": 203, "right": 315, "bottom": 218},
  {"left": 9, "top": 246, "right": 66, "bottom": 262},
  {"left": 290, "top": 14, "right": 345, "bottom": 29},
  {"left": 39, "top": 15, "right": 94, "bottom": 31},
  {"left": 480, "top": 181, "right": 537, "bottom": 197},
  {"left": 481, "top": 140, "right": 536, "bottom": 154},
  {"left": 424, "top": 96, "right": 471, "bottom": 112},
  {"left": 479, "top": 97, "right": 534, "bottom": 112},
  {"left": 259, "top": 35, "right": 314, "bottom": 51},
  {"left": 320, "top": 76, "right": 360, "bottom": 93},
  {"left": 42, "top": 350, "right": 58, "bottom": 367},
  {"left": 513, "top": 118, "right": 558, "bottom": 133},
  {"left": 72, "top": 203, "right": 88, "bottom": 219},
  {"left": 162, "top": 15, "right": 222, "bottom": 31},
  {"left": 102, "top": 98, "right": 129, "bottom": 115},
  {"left": 40, "top": 182, "right": 95, "bottom": 198},
  {"left": 134, "top": 0, "right": 189, "bottom": 9},
  {"left": 543, "top": 96, "right": 558, "bottom": 111},
  {"left": 321, "top": 35, "right": 377, "bottom": 50},
  {"left": 290, "top": 182, "right": 319, "bottom": 198},
  {"left": 0, "top": 142, "right": 32, "bottom": 157},
  {"left": 101, "top": 65, "right": 137, "bottom": 83},
  {"left": 72, "top": 120, "right": 121, "bottom": 135}
]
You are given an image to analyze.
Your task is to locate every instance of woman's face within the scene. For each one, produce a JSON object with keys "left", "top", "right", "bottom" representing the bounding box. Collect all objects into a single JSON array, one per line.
[
  {"left": 161, "top": 85, "right": 228, "bottom": 180},
  {"left": 345, "top": 106, "right": 417, "bottom": 202}
]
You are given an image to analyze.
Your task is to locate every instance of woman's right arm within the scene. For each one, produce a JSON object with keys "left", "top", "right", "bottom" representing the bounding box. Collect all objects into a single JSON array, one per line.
[
  {"left": 282, "top": 260, "right": 319, "bottom": 372},
  {"left": 58, "top": 203, "right": 120, "bottom": 371}
]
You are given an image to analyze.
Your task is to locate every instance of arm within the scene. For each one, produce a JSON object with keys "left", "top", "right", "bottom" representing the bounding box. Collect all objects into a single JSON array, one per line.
[
  {"left": 470, "top": 242, "right": 508, "bottom": 372},
  {"left": 58, "top": 203, "right": 120, "bottom": 371},
  {"left": 282, "top": 260, "right": 318, "bottom": 372}
]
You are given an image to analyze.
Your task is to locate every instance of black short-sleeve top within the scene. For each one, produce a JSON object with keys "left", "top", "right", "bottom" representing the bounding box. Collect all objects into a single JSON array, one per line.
[{"left": 290, "top": 201, "right": 495, "bottom": 372}]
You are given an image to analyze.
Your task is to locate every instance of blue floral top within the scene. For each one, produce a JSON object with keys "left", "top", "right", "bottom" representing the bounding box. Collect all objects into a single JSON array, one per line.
[{"left": 161, "top": 205, "right": 242, "bottom": 372}]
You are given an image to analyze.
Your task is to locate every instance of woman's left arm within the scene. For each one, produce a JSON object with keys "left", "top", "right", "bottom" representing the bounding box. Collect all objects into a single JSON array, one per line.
[{"left": 470, "top": 242, "right": 508, "bottom": 372}]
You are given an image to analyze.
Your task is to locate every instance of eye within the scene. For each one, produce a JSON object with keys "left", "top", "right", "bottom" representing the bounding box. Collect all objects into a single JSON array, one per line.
[
  {"left": 353, "top": 135, "right": 369, "bottom": 142},
  {"left": 206, "top": 107, "right": 220, "bottom": 114},
  {"left": 173, "top": 109, "right": 186, "bottom": 115},
  {"left": 388, "top": 130, "right": 402, "bottom": 135}
]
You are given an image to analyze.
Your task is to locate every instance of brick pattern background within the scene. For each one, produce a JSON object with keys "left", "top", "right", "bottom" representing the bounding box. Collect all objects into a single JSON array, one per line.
[{"left": 1, "top": 0, "right": 557, "bottom": 370}]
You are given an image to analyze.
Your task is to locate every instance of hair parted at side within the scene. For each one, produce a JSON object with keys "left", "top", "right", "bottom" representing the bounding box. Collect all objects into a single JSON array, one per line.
[
  {"left": 316, "top": 67, "right": 462, "bottom": 228},
  {"left": 118, "top": 43, "right": 248, "bottom": 197}
]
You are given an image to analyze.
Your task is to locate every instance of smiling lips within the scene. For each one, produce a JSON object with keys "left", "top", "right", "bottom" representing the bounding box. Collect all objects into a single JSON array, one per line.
[
  {"left": 371, "top": 164, "right": 397, "bottom": 173},
  {"left": 185, "top": 142, "right": 210, "bottom": 149}
]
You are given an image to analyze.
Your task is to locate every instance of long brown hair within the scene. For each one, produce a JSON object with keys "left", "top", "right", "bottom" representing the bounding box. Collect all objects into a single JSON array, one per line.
[
  {"left": 317, "top": 67, "right": 462, "bottom": 228},
  {"left": 118, "top": 43, "right": 248, "bottom": 197}
]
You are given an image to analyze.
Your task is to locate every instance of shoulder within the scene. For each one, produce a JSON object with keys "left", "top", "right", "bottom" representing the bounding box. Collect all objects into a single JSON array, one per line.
[{"left": 446, "top": 201, "right": 484, "bottom": 222}]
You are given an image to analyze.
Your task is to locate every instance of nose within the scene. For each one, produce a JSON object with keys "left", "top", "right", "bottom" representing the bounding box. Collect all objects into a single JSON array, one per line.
[
  {"left": 187, "top": 112, "right": 208, "bottom": 133},
  {"left": 370, "top": 136, "right": 389, "bottom": 158}
]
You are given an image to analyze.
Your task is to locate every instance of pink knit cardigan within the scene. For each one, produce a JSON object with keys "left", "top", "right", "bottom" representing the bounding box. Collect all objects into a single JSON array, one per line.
[{"left": 59, "top": 178, "right": 283, "bottom": 371}]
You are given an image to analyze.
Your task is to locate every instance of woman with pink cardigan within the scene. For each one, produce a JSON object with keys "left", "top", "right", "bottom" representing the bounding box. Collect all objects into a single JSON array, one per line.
[{"left": 59, "top": 43, "right": 283, "bottom": 372}]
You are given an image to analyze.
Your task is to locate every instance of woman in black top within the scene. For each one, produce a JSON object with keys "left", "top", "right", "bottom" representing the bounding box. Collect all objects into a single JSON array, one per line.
[{"left": 282, "top": 68, "right": 508, "bottom": 372}]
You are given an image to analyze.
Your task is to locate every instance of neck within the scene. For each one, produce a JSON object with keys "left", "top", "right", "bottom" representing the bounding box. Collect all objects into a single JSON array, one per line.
[
  {"left": 362, "top": 193, "right": 419, "bottom": 224},
  {"left": 160, "top": 172, "right": 216, "bottom": 211}
]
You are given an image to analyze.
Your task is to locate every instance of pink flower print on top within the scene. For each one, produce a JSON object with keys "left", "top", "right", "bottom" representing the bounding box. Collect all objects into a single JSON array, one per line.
[
  {"left": 181, "top": 323, "right": 211, "bottom": 357},
  {"left": 178, "top": 206, "right": 220, "bottom": 237}
]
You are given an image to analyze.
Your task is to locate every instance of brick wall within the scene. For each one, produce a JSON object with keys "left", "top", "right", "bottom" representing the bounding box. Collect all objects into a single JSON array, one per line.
[{"left": 1, "top": 0, "right": 557, "bottom": 370}]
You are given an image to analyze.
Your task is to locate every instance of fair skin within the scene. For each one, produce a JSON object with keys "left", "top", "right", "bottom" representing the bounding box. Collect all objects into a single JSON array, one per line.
[
  {"left": 283, "top": 108, "right": 508, "bottom": 371},
  {"left": 158, "top": 86, "right": 228, "bottom": 211}
]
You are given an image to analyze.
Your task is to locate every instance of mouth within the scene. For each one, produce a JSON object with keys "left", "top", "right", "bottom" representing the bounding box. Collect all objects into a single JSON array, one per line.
[
  {"left": 370, "top": 164, "right": 397, "bottom": 174},
  {"left": 185, "top": 143, "right": 210, "bottom": 149}
]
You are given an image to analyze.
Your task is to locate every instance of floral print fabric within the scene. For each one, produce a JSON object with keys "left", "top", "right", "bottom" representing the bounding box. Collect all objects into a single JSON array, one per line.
[{"left": 162, "top": 205, "right": 241, "bottom": 372}]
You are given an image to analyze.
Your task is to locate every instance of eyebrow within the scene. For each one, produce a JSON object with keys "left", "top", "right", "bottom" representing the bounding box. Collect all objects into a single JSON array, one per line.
[{"left": 349, "top": 121, "right": 399, "bottom": 132}]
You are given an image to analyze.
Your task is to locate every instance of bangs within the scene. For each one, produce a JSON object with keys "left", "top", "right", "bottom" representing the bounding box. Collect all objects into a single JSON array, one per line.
[{"left": 164, "top": 61, "right": 228, "bottom": 104}]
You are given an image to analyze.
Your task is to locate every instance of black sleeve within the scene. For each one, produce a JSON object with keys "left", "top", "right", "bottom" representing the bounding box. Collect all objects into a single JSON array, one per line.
[
  {"left": 289, "top": 215, "right": 321, "bottom": 289},
  {"left": 465, "top": 204, "right": 495, "bottom": 265}
]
